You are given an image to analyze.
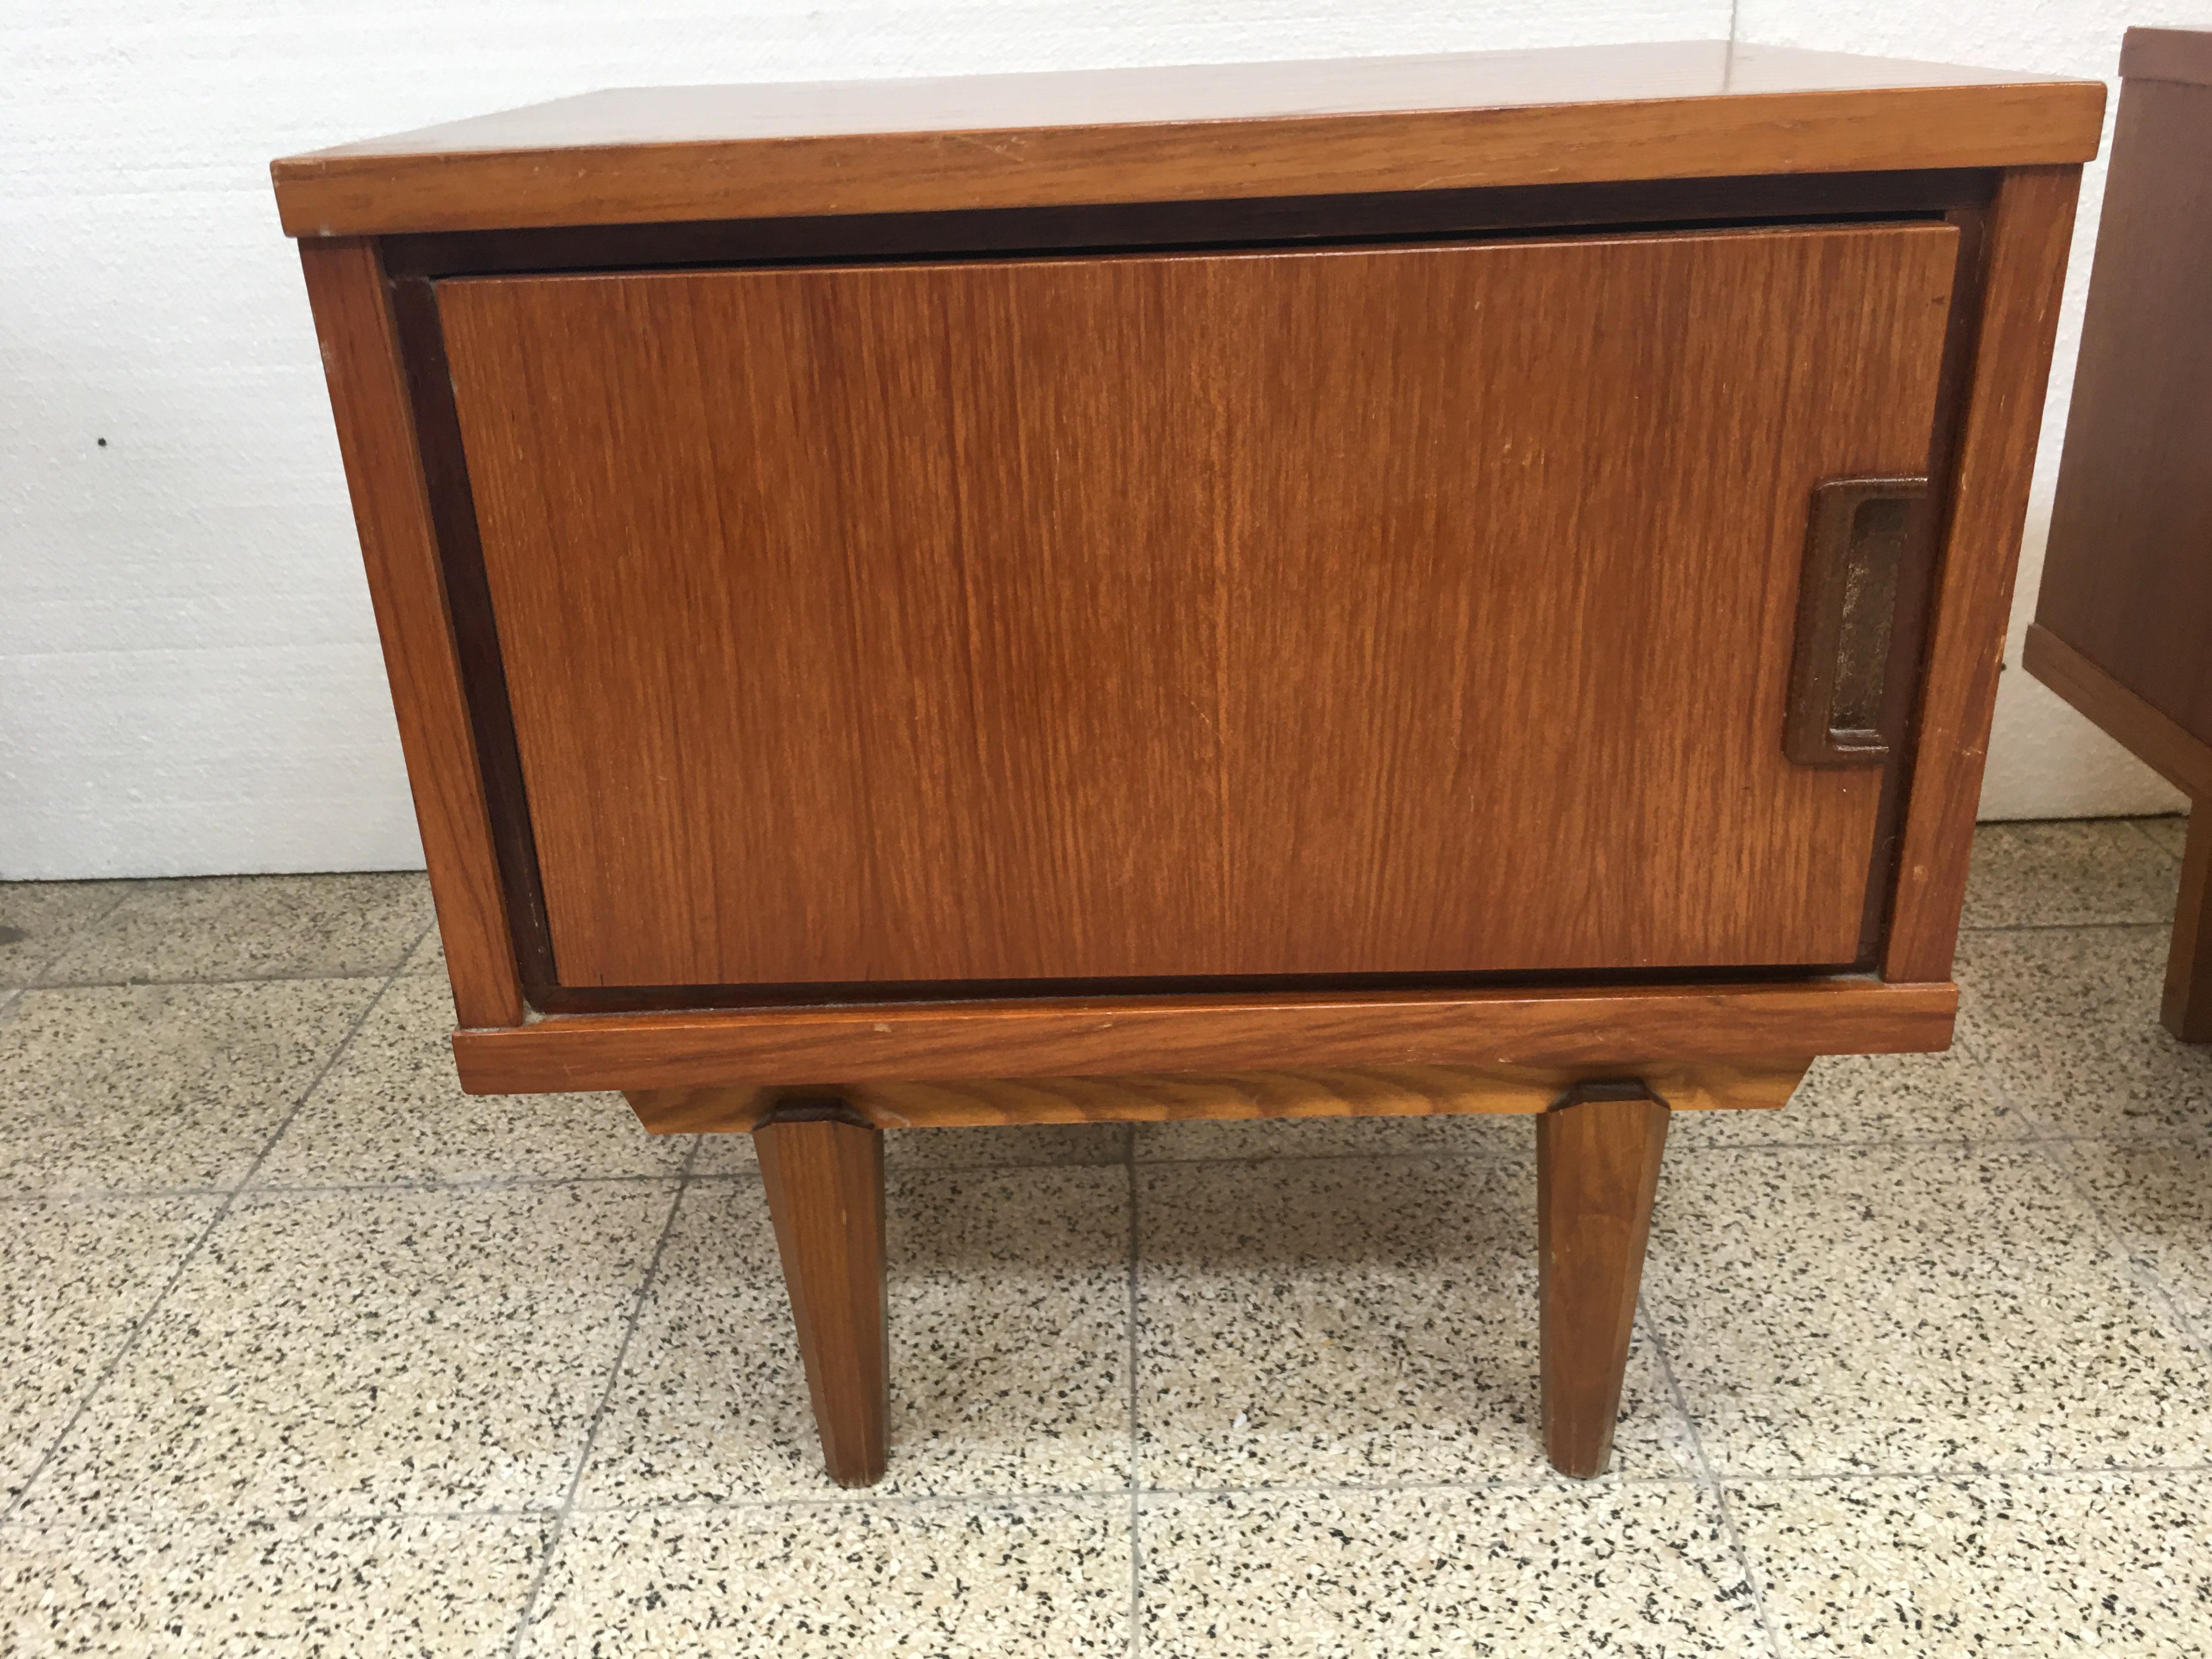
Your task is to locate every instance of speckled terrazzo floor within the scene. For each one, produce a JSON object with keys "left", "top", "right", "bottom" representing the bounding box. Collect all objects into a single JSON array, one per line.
[{"left": 4, "top": 817, "right": 2211, "bottom": 1657}]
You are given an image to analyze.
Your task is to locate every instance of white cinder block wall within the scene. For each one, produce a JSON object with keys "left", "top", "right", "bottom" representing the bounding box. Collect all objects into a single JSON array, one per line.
[{"left": 1, "top": 1, "right": 2194, "bottom": 878}]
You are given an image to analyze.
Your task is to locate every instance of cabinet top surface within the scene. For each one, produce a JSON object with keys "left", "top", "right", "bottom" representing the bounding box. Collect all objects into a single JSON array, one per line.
[
  {"left": 2120, "top": 26, "right": 2212, "bottom": 87},
  {"left": 272, "top": 40, "right": 2102, "bottom": 238}
]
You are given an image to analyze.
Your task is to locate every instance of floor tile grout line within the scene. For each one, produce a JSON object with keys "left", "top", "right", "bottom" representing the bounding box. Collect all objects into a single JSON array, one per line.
[
  {"left": 0, "top": 1505, "right": 571, "bottom": 1533},
  {"left": 1957, "top": 918, "right": 2171, "bottom": 934},
  {"left": 1133, "top": 1471, "right": 1709, "bottom": 1502},
  {"left": 690, "top": 1156, "right": 1130, "bottom": 1178},
  {"left": 26, "top": 964, "right": 427, "bottom": 991},
  {"left": 1639, "top": 1296, "right": 1785, "bottom": 1659},
  {"left": 16, "top": 878, "right": 146, "bottom": 985},
  {"left": 1596, "top": 1129, "right": 2075, "bottom": 1154},
  {"left": 1128, "top": 1131, "right": 2085, "bottom": 1167},
  {"left": 1141, "top": 1132, "right": 2052, "bottom": 1167},
  {"left": 1664, "top": 1134, "right": 2072, "bottom": 1155},
  {"left": 0, "top": 915, "right": 433, "bottom": 1526},
  {"left": 1128, "top": 1145, "right": 1531, "bottom": 1168},
  {"left": 2128, "top": 816, "right": 2187, "bottom": 865},
  {"left": 1126, "top": 1131, "right": 1143, "bottom": 1659},
  {"left": 1, "top": 1157, "right": 1187, "bottom": 1207},
  {"left": 2025, "top": 1133, "right": 2212, "bottom": 1363},
  {"left": 506, "top": 1133, "right": 703, "bottom": 1658},
  {"left": 241, "top": 1170, "right": 692, "bottom": 1200},
  {"left": 18, "top": 1459, "right": 2212, "bottom": 1537},
  {"left": 0, "top": 1172, "right": 696, "bottom": 1208},
  {"left": 1953, "top": 1030, "right": 2070, "bottom": 1144},
  {"left": 486, "top": 1457, "right": 2212, "bottom": 1497},
  {"left": 1700, "top": 1460, "right": 2212, "bottom": 1486},
  {"left": 1954, "top": 1034, "right": 2212, "bottom": 1368},
  {"left": 25, "top": 1127, "right": 2197, "bottom": 1208}
]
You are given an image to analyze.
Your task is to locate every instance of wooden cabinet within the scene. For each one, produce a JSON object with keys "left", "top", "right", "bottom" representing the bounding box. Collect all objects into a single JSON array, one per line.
[
  {"left": 274, "top": 40, "right": 2101, "bottom": 1486},
  {"left": 2028, "top": 27, "right": 2212, "bottom": 1042}
]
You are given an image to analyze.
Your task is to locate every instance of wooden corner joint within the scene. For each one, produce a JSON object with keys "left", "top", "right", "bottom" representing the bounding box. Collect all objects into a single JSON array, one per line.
[
  {"left": 751, "top": 1090, "right": 871, "bottom": 1130},
  {"left": 1546, "top": 1077, "right": 1667, "bottom": 1112}
]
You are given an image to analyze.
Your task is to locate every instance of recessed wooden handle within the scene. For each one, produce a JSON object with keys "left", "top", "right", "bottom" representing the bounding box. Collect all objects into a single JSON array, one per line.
[{"left": 1785, "top": 476, "right": 1926, "bottom": 767}]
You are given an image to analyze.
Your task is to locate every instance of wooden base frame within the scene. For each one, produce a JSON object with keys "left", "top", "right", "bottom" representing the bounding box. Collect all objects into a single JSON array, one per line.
[
  {"left": 627, "top": 1057, "right": 1809, "bottom": 1135},
  {"left": 461, "top": 979, "right": 1945, "bottom": 1093},
  {"left": 2025, "top": 624, "right": 2212, "bottom": 1044},
  {"left": 709, "top": 1060, "right": 1800, "bottom": 1485}
]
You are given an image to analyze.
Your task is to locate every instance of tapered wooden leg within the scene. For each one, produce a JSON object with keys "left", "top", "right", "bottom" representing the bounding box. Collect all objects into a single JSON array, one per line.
[
  {"left": 753, "top": 1099, "right": 888, "bottom": 1487},
  {"left": 1538, "top": 1081, "right": 1669, "bottom": 1479},
  {"left": 2163, "top": 810, "right": 2212, "bottom": 1043}
]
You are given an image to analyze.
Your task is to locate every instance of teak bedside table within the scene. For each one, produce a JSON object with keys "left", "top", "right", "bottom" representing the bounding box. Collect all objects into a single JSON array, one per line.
[
  {"left": 273, "top": 41, "right": 2103, "bottom": 1486},
  {"left": 2029, "top": 26, "right": 2212, "bottom": 1044}
]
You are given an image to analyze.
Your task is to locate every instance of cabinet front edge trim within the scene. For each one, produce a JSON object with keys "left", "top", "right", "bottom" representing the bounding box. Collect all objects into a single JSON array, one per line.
[{"left": 451, "top": 978, "right": 1956, "bottom": 1093}]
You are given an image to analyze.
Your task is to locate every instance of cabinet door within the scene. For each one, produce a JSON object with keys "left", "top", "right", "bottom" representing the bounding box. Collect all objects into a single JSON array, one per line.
[{"left": 439, "top": 223, "right": 1957, "bottom": 990}]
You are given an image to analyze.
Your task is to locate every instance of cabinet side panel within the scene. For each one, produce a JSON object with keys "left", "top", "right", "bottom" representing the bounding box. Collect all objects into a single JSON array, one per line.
[
  {"left": 1885, "top": 166, "right": 2082, "bottom": 982},
  {"left": 297, "top": 238, "right": 523, "bottom": 1026},
  {"left": 2036, "top": 79, "right": 2212, "bottom": 748}
]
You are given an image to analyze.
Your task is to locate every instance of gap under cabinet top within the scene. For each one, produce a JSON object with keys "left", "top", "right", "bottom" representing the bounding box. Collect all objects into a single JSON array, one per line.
[{"left": 270, "top": 39, "right": 2105, "bottom": 238}]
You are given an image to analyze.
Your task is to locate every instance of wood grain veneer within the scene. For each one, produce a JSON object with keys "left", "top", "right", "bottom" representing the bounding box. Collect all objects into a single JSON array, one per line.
[
  {"left": 2121, "top": 25, "right": 2212, "bottom": 85},
  {"left": 450, "top": 978, "right": 1954, "bottom": 1094},
  {"left": 440, "top": 223, "right": 1956, "bottom": 991},
  {"left": 1881, "top": 166, "right": 2081, "bottom": 982},
  {"left": 296, "top": 240, "right": 523, "bottom": 1027},
  {"left": 2023, "top": 627, "right": 2212, "bottom": 802},
  {"left": 623, "top": 1057, "right": 1813, "bottom": 1136},
  {"left": 1539, "top": 1084, "right": 1670, "bottom": 1477},
  {"left": 753, "top": 1104, "right": 888, "bottom": 1487},
  {"left": 270, "top": 42, "right": 2100, "bottom": 236},
  {"left": 2036, "top": 67, "right": 2212, "bottom": 766}
]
